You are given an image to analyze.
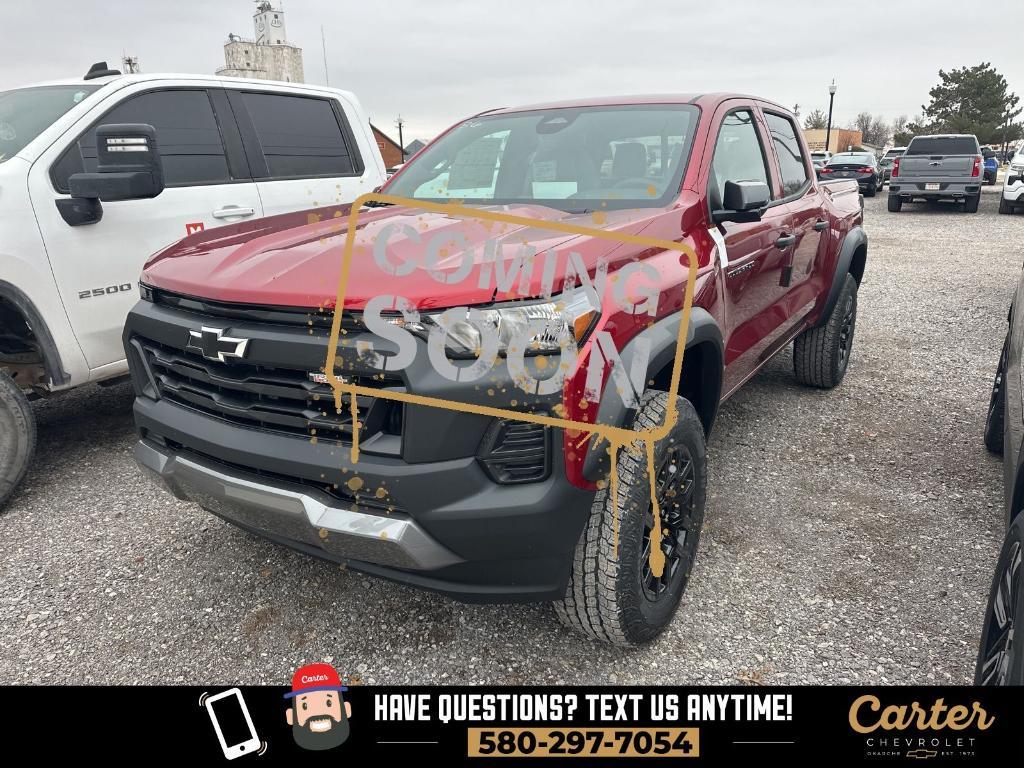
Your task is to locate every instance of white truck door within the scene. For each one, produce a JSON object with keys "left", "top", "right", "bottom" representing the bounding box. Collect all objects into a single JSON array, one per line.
[
  {"left": 225, "top": 88, "right": 382, "bottom": 216},
  {"left": 27, "top": 86, "right": 263, "bottom": 372}
]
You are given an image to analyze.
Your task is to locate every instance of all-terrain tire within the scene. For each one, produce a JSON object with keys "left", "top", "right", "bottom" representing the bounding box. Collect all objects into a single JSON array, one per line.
[
  {"left": 554, "top": 392, "right": 707, "bottom": 646},
  {"left": 964, "top": 194, "right": 980, "bottom": 213},
  {"left": 985, "top": 333, "right": 1009, "bottom": 454},
  {"left": 793, "top": 273, "right": 858, "bottom": 389},
  {"left": 1000, "top": 196, "right": 1014, "bottom": 215},
  {"left": 887, "top": 194, "right": 902, "bottom": 212},
  {"left": 0, "top": 370, "right": 35, "bottom": 509}
]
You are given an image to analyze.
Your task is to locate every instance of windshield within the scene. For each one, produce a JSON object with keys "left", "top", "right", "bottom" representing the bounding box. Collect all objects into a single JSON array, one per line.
[
  {"left": 906, "top": 136, "right": 978, "bottom": 156},
  {"left": 0, "top": 85, "right": 99, "bottom": 163},
  {"left": 384, "top": 104, "right": 700, "bottom": 212}
]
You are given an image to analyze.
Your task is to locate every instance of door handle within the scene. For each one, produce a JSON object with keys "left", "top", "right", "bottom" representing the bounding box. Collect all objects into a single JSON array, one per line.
[
  {"left": 212, "top": 206, "right": 256, "bottom": 219},
  {"left": 813, "top": 219, "right": 829, "bottom": 231},
  {"left": 775, "top": 234, "right": 796, "bottom": 249}
]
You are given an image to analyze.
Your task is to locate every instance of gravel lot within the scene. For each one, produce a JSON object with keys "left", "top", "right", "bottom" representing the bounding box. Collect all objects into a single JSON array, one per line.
[{"left": 1, "top": 186, "right": 1018, "bottom": 685}]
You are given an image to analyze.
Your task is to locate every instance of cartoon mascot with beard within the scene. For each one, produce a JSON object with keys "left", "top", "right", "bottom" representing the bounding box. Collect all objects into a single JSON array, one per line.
[{"left": 284, "top": 662, "right": 352, "bottom": 751}]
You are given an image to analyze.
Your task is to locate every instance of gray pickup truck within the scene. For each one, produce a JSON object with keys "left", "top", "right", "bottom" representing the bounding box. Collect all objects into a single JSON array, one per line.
[{"left": 888, "top": 134, "right": 983, "bottom": 213}]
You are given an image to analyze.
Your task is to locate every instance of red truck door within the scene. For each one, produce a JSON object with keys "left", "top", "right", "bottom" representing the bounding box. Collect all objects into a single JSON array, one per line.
[
  {"left": 706, "top": 107, "right": 792, "bottom": 395},
  {"left": 759, "top": 109, "right": 830, "bottom": 321}
]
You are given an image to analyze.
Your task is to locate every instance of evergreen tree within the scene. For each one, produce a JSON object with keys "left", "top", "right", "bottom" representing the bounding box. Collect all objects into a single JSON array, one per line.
[
  {"left": 918, "top": 63, "right": 1021, "bottom": 144},
  {"left": 803, "top": 109, "right": 827, "bottom": 130}
]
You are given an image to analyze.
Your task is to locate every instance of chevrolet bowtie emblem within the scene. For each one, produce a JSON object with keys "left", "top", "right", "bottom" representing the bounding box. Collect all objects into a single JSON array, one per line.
[{"left": 186, "top": 326, "right": 250, "bottom": 362}]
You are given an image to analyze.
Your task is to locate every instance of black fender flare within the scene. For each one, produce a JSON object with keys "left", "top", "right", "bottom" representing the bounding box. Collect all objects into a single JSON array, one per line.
[
  {"left": 0, "top": 280, "right": 69, "bottom": 387},
  {"left": 816, "top": 225, "right": 867, "bottom": 328},
  {"left": 581, "top": 307, "right": 723, "bottom": 482}
]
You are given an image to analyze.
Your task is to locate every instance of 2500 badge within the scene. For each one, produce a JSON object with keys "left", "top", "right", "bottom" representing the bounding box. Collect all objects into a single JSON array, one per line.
[{"left": 78, "top": 282, "right": 134, "bottom": 300}]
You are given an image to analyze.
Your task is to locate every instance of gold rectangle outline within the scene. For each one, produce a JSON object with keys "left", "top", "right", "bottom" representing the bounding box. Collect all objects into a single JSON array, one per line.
[{"left": 323, "top": 192, "right": 697, "bottom": 461}]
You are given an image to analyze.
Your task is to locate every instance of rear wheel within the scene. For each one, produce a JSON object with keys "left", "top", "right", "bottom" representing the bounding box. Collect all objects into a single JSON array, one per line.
[
  {"left": 975, "top": 513, "right": 1024, "bottom": 685},
  {"left": 0, "top": 370, "right": 35, "bottom": 509},
  {"left": 887, "top": 194, "right": 902, "bottom": 212},
  {"left": 793, "top": 273, "right": 858, "bottom": 389},
  {"left": 964, "top": 194, "right": 980, "bottom": 213},
  {"left": 985, "top": 334, "right": 1008, "bottom": 454},
  {"left": 554, "top": 392, "right": 707, "bottom": 646}
]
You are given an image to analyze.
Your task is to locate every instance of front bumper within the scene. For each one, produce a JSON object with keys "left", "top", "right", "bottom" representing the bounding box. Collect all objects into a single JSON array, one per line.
[{"left": 136, "top": 438, "right": 463, "bottom": 569}]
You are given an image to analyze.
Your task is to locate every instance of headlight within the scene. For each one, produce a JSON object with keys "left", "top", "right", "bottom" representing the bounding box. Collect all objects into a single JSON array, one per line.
[
  {"left": 395, "top": 289, "right": 600, "bottom": 358},
  {"left": 139, "top": 282, "right": 155, "bottom": 301}
]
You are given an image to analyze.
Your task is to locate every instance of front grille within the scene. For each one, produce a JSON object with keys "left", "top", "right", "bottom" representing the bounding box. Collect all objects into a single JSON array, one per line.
[
  {"left": 151, "top": 288, "right": 364, "bottom": 332},
  {"left": 139, "top": 339, "right": 402, "bottom": 444}
]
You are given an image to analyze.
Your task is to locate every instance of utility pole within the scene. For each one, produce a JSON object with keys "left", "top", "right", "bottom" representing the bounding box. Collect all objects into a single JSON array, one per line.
[{"left": 395, "top": 115, "right": 406, "bottom": 162}]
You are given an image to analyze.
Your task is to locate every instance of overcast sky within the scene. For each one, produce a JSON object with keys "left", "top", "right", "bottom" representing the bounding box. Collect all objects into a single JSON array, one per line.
[{"left": 3, "top": 0, "right": 1022, "bottom": 143}]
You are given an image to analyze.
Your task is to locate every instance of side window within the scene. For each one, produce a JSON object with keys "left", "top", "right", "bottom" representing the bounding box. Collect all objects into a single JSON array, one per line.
[
  {"left": 238, "top": 92, "right": 361, "bottom": 179},
  {"left": 708, "top": 110, "right": 770, "bottom": 210},
  {"left": 764, "top": 112, "right": 809, "bottom": 198},
  {"left": 52, "top": 89, "right": 231, "bottom": 191}
]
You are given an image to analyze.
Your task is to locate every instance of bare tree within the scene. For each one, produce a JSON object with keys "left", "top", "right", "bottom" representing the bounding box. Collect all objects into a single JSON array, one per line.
[{"left": 850, "top": 111, "right": 890, "bottom": 147}]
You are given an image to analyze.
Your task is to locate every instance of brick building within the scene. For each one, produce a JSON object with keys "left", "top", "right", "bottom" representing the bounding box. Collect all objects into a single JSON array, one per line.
[{"left": 372, "top": 126, "right": 406, "bottom": 169}]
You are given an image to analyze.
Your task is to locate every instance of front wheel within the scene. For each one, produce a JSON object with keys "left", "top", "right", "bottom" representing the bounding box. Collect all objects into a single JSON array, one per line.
[
  {"left": 985, "top": 334, "right": 1008, "bottom": 454},
  {"left": 975, "top": 513, "right": 1024, "bottom": 685},
  {"left": 0, "top": 369, "right": 36, "bottom": 509},
  {"left": 554, "top": 392, "right": 707, "bottom": 646},
  {"left": 1000, "top": 197, "right": 1014, "bottom": 215},
  {"left": 793, "top": 273, "right": 858, "bottom": 389}
]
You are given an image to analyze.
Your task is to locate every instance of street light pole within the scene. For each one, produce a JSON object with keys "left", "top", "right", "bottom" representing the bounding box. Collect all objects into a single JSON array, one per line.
[
  {"left": 395, "top": 115, "right": 406, "bottom": 163},
  {"left": 825, "top": 79, "right": 837, "bottom": 155}
]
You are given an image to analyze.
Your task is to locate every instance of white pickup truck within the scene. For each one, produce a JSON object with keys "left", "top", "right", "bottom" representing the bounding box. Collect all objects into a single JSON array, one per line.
[{"left": 0, "top": 63, "right": 387, "bottom": 506}]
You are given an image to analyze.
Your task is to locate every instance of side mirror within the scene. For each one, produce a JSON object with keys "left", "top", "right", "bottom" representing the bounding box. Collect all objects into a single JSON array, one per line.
[
  {"left": 713, "top": 180, "right": 771, "bottom": 224},
  {"left": 58, "top": 124, "right": 165, "bottom": 226},
  {"left": 69, "top": 124, "right": 165, "bottom": 202}
]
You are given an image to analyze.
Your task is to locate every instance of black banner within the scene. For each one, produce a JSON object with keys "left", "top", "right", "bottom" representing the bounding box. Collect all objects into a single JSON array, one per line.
[{"left": 10, "top": 685, "right": 1023, "bottom": 762}]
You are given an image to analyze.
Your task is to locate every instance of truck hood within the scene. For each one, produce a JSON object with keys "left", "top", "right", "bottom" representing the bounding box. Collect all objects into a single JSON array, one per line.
[{"left": 142, "top": 202, "right": 676, "bottom": 311}]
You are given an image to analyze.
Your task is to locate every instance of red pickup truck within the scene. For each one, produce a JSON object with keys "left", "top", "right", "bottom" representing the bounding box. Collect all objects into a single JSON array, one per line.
[{"left": 123, "top": 94, "right": 866, "bottom": 645}]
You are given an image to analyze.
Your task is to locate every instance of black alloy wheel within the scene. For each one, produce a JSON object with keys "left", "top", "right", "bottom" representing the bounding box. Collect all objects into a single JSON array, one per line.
[
  {"left": 976, "top": 516, "right": 1024, "bottom": 685},
  {"left": 640, "top": 442, "right": 699, "bottom": 601},
  {"left": 836, "top": 290, "right": 856, "bottom": 376}
]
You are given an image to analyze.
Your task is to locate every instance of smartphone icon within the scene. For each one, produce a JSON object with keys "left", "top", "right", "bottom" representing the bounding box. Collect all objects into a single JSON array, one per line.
[{"left": 205, "top": 688, "right": 262, "bottom": 760}]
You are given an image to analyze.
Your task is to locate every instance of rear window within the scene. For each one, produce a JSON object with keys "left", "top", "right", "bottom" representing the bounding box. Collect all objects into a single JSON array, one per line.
[
  {"left": 906, "top": 137, "right": 978, "bottom": 156},
  {"left": 883, "top": 149, "right": 905, "bottom": 158},
  {"left": 829, "top": 154, "right": 874, "bottom": 165}
]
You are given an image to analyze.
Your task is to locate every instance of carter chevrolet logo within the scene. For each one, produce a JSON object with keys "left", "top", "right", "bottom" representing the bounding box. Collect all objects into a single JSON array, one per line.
[{"left": 186, "top": 326, "right": 249, "bottom": 362}]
